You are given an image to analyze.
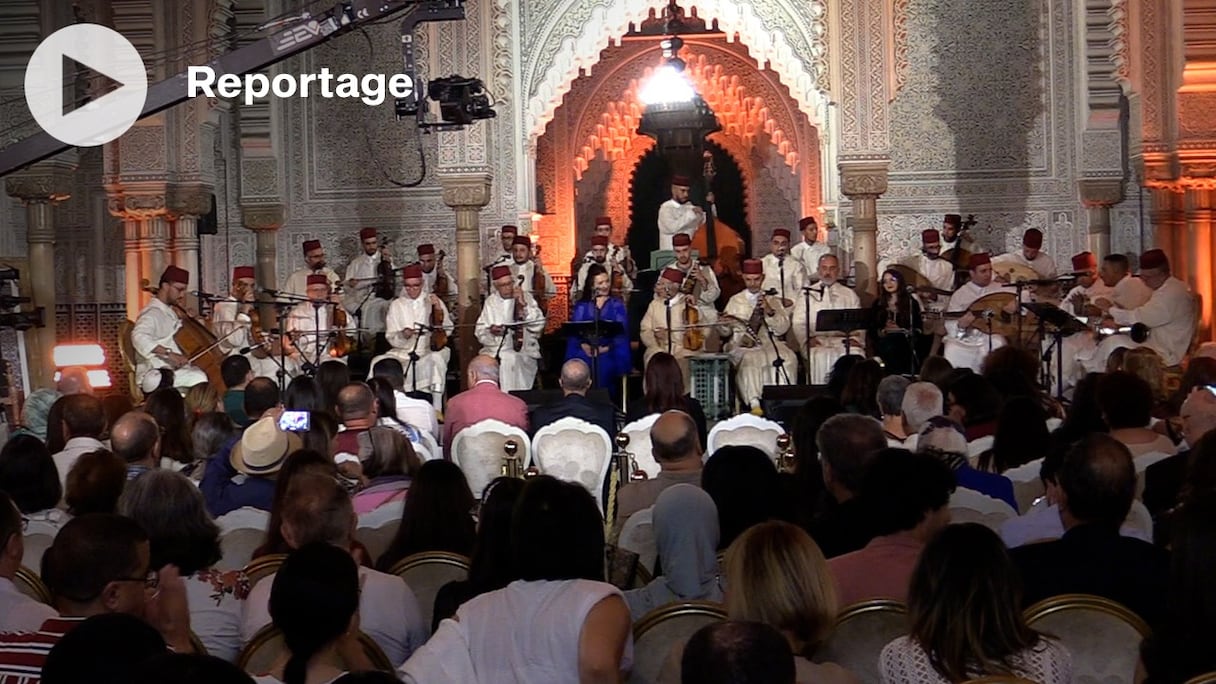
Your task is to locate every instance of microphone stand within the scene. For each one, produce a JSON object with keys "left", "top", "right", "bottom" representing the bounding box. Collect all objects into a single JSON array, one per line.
[
  {"left": 664, "top": 296, "right": 674, "bottom": 356},
  {"left": 352, "top": 283, "right": 378, "bottom": 355},
  {"left": 404, "top": 322, "right": 425, "bottom": 396},
  {"left": 275, "top": 301, "right": 293, "bottom": 389},
  {"left": 764, "top": 321, "right": 791, "bottom": 386}
]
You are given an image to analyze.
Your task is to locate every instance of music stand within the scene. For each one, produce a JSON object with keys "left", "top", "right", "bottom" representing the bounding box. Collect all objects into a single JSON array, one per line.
[
  {"left": 561, "top": 320, "right": 626, "bottom": 388},
  {"left": 814, "top": 308, "right": 874, "bottom": 356},
  {"left": 1023, "top": 302, "right": 1089, "bottom": 399}
]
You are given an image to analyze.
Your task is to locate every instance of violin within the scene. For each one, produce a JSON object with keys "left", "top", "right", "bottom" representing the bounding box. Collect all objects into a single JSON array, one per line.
[
  {"left": 531, "top": 257, "right": 549, "bottom": 311},
  {"left": 329, "top": 283, "right": 355, "bottom": 358},
  {"left": 237, "top": 282, "right": 273, "bottom": 359},
  {"left": 429, "top": 295, "right": 448, "bottom": 351},
  {"left": 433, "top": 250, "right": 450, "bottom": 300},
  {"left": 680, "top": 269, "right": 704, "bottom": 351},
  {"left": 513, "top": 275, "right": 526, "bottom": 352}
]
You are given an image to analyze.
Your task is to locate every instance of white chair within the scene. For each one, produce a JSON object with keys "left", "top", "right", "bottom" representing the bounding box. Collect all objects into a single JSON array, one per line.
[
  {"left": 533, "top": 417, "right": 614, "bottom": 515},
  {"left": 451, "top": 419, "right": 532, "bottom": 499},
  {"left": 630, "top": 601, "right": 727, "bottom": 684},
  {"left": 21, "top": 516, "right": 62, "bottom": 573},
  {"left": 1024, "top": 594, "right": 1149, "bottom": 684},
  {"left": 705, "top": 414, "right": 783, "bottom": 462},
  {"left": 218, "top": 527, "right": 269, "bottom": 571},
  {"left": 1002, "top": 458, "right": 1045, "bottom": 513},
  {"left": 617, "top": 507, "right": 657, "bottom": 574},
  {"left": 620, "top": 413, "right": 661, "bottom": 479},
  {"left": 815, "top": 599, "right": 908, "bottom": 684},
  {"left": 966, "top": 435, "right": 995, "bottom": 462},
  {"left": 1124, "top": 499, "right": 1154, "bottom": 542},
  {"left": 414, "top": 430, "right": 442, "bottom": 462},
  {"left": 949, "top": 487, "right": 1018, "bottom": 532}
]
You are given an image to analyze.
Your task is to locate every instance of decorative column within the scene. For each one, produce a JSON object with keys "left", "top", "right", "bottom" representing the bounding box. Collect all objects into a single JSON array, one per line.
[
  {"left": 169, "top": 187, "right": 213, "bottom": 308},
  {"left": 108, "top": 192, "right": 170, "bottom": 320},
  {"left": 5, "top": 161, "right": 75, "bottom": 388},
  {"left": 839, "top": 163, "right": 889, "bottom": 303},
  {"left": 1078, "top": 179, "right": 1124, "bottom": 258},
  {"left": 440, "top": 173, "right": 493, "bottom": 388},
  {"left": 1185, "top": 184, "right": 1216, "bottom": 339},
  {"left": 1149, "top": 186, "right": 1186, "bottom": 278},
  {"left": 242, "top": 204, "right": 285, "bottom": 324}
]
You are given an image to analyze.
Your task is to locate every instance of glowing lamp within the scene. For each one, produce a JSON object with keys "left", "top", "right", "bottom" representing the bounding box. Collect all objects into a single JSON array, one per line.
[{"left": 51, "top": 343, "right": 112, "bottom": 389}]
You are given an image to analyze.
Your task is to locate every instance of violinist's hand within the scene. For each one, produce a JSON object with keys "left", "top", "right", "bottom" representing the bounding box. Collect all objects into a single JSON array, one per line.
[
  {"left": 163, "top": 351, "right": 188, "bottom": 369},
  {"left": 329, "top": 293, "right": 343, "bottom": 305},
  {"left": 429, "top": 294, "right": 442, "bottom": 307},
  {"left": 491, "top": 324, "right": 505, "bottom": 336},
  {"left": 401, "top": 328, "right": 416, "bottom": 339},
  {"left": 684, "top": 294, "right": 696, "bottom": 307}
]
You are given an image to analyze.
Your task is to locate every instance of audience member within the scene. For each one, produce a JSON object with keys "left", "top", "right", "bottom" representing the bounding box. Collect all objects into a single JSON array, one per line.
[
  {"left": 1012, "top": 433, "right": 1169, "bottom": 625},
  {"left": 681, "top": 621, "right": 795, "bottom": 684},
  {"left": 118, "top": 470, "right": 250, "bottom": 661},
  {"left": 201, "top": 416, "right": 300, "bottom": 517},
  {"left": 876, "top": 375, "right": 911, "bottom": 446},
  {"left": 614, "top": 411, "right": 703, "bottom": 533},
  {"left": 702, "top": 445, "right": 789, "bottom": 550},
  {"left": 0, "top": 492, "right": 56, "bottom": 632},
  {"left": 49, "top": 393, "right": 106, "bottom": 490},
  {"left": 15, "top": 388, "right": 59, "bottom": 443},
  {"left": 441, "top": 355, "right": 528, "bottom": 458},
  {"left": 54, "top": 366, "right": 93, "bottom": 396},
  {"left": 945, "top": 373, "right": 1003, "bottom": 441},
  {"left": 917, "top": 416, "right": 1016, "bottom": 508},
  {"left": 99, "top": 395, "right": 133, "bottom": 438},
  {"left": 825, "top": 355, "right": 864, "bottom": 404},
  {"left": 130, "top": 652, "right": 256, "bottom": 684},
  {"left": 251, "top": 449, "right": 340, "bottom": 560},
  {"left": 43, "top": 395, "right": 68, "bottom": 455},
  {"left": 243, "top": 377, "right": 281, "bottom": 424},
  {"left": 316, "top": 360, "right": 351, "bottom": 415},
  {"left": 352, "top": 426, "right": 420, "bottom": 514},
  {"left": 1099, "top": 372, "right": 1176, "bottom": 457},
  {"left": 40, "top": 612, "right": 167, "bottom": 684},
  {"left": 367, "top": 376, "right": 422, "bottom": 442},
  {"left": 624, "top": 352, "right": 709, "bottom": 449},
  {"left": 978, "top": 396, "right": 1050, "bottom": 475},
  {"left": 1144, "top": 387, "right": 1216, "bottom": 516},
  {"left": 829, "top": 449, "right": 954, "bottom": 606},
  {"left": 220, "top": 356, "right": 254, "bottom": 427},
  {"left": 0, "top": 434, "right": 61, "bottom": 516},
  {"left": 808, "top": 414, "right": 887, "bottom": 557},
  {"left": 1123, "top": 346, "right": 1169, "bottom": 413},
  {"left": 332, "top": 382, "right": 378, "bottom": 471},
  {"left": 900, "top": 381, "right": 942, "bottom": 451},
  {"left": 840, "top": 358, "right": 884, "bottom": 418},
  {"left": 624, "top": 485, "right": 723, "bottom": 619},
  {"left": 189, "top": 411, "right": 237, "bottom": 483},
  {"left": 531, "top": 359, "right": 615, "bottom": 438},
  {"left": 184, "top": 382, "right": 223, "bottom": 425},
  {"left": 302, "top": 411, "right": 339, "bottom": 458},
  {"left": 241, "top": 474, "right": 426, "bottom": 665},
  {"left": 1049, "top": 371, "right": 1107, "bottom": 447},
  {"left": 881, "top": 523, "right": 1072, "bottom": 683},
  {"left": 981, "top": 346, "right": 1062, "bottom": 418},
  {"left": 63, "top": 450, "right": 126, "bottom": 516},
  {"left": 377, "top": 460, "right": 476, "bottom": 570},
  {"left": 781, "top": 396, "right": 839, "bottom": 530},
  {"left": 283, "top": 376, "right": 325, "bottom": 414},
  {"left": 144, "top": 388, "right": 194, "bottom": 469},
  {"left": 369, "top": 358, "right": 438, "bottom": 438},
  {"left": 917, "top": 355, "right": 954, "bottom": 393},
  {"left": 1167, "top": 356, "right": 1216, "bottom": 417},
  {"left": 109, "top": 411, "right": 160, "bottom": 481}
]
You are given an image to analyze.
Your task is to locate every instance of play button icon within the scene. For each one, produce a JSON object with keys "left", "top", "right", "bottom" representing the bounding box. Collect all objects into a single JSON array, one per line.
[{"left": 24, "top": 24, "right": 148, "bottom": 147}]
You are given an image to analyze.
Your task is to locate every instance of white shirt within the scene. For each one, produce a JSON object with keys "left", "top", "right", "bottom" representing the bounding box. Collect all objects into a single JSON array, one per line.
[
  {"left": 509, "top": 260, "right": 557, "bottom": 301},
  {"left": 342, "top": 251, "right": 383, "bottom": 312},
  {"left": 51, "top": 436, "right": 107, "bottom": 491},
  {"left": 791, "top": 240, "right": 830, "bottom": 276},
  {"left": 282, "top": 266, "right": 340, "bottom": 298},
  {"left": 394, "top": 389, "right": 439, "bottom": 438},
  {"left": 657, "top": 199, "right": 701, "bottom": 251},
  {"left": 476, "top": 292, "right": 545, "bottom": 358},
  {"left": 422, "top": 266, "right": 458, "bottom": 300},
  {"left": 994, "top": 250, "right": 1057, "bottom": 278},
  {"left": 666, "top": 260, "right": 720, "bottom": 307},
  {"left": 285, "top": 301, "right": 354, "bottom": 361},
  {"left": 242, "top": 565, "right": 426, "bottom": 666},
  {"left": 0, "top": 576, "right": 57, "bottom": 633},
  {"left": 723, "top": 289, "right": 792, "bottom": 347},
  {"left": 761, "top": 253, "right": 807, "bottom": 302},
  {"left": 898, "top": 253, "right": 956, "bottom": 295},
  {"left": 1112, "top": 273, "right": 1153, "bottom": 309},
  {"left": 944, "top": 280, "right": 1016, "bottom": 338},
  {"left": 130, "top": 298, "right": 185, "bottom": 373},
  {"left": 1062, "top": 278, "right": 1114, "bottom": 314},
  {"left": 790, "top": 281, "right": 862, "bottom": 348},
  {"left": 385, "top": 294, "right": 454, "bottom": 357},
  {"left": 1110, "top": 276, "right": 1196, "bottom": 365},
  {"left": 211, "top": 298, "right": 256, "bottom": 355}
]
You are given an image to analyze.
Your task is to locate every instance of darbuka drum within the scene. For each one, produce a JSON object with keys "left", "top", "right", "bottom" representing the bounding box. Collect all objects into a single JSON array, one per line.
[{"left": 690, "top": 353, "right": 732, "bottom": 421}]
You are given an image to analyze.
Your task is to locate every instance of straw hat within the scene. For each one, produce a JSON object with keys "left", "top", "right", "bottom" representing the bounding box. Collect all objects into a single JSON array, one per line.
[{"left": 230, "top": 416, "right": 301, "bottom": 476}]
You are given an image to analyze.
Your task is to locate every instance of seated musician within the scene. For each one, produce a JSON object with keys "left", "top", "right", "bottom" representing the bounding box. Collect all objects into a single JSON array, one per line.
[
  {"left": 721, "top": 259, "right": 799, "bottom": 414},
  {"left": 417, "top": 243, "right": 457, "bottom": 302},
  {"left": 370, "top": 264, "right": 454, "bottom": 410},
  {"left": 507, "top": 235, "right": 556, "bottom": 310},
  {"left": 1086, "top": 249, "right": 1197, "bottom": 371},
  {"left": 283, "top": 274, "right": 355, "bottom": 373},
  {"left": 572, "top": 236, "right": 621, "bottom": 300},
  {"left": 942, "top": 253, "right": 1021, "bottom": 372},
  {"left": 212, "top": 266, "right": 279, "bottom": 379},
  {"left": 668, "top": 233, "right": 720, "bottom": 307},
  {"left": 130, "top": 265, "right": 209, "bottom": 391},
  {"left": 898, "top": 228, "right": 955, "bottom": 296},
  {"left": 993, "top": 228, "right": 1057, "bottom": 279},
  {"left": 476, "top": 265, "right": 545, "bottom": 392},
  {"left": 869, "top": 268, "right": 926, "bottom": 376},
  {"left": 340, "top": 227, "right": 391, "bottom": 339},
  {"left": 565, "top": 264, "right": 631, "bottom": 397},
  {"left": 571, "top": 217, "right": 636, "bottom": 297},
  {"left": 640, "top": 267, "right": 714, "bottom": 393},
  {"left": 791, "top": 253, "right": 863, "bottom": 384},
  {"left": 283, "top": 239, "right": 340, "bottom": 298},
  {"left": 761, "top": 228, "right": 807, "bottom": 304}
]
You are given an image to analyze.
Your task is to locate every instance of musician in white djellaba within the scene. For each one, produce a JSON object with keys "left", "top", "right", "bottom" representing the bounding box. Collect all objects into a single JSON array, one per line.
[
  {"left": 657, "top": 174, "right": 705, "bottom": 251},
  {"left": 341, "top": 227, "right": 391, "bottom": 338},
  {"left": 211, "top": 265, "right": 279, "bottom": 379},
  {"left": 992, "top": 228, "right": 1058, "bottom": 279},
  {"left": 721, "top": 259, "right": 798, "bottom": 414},
  {"left": 506, "top": 235, "right": 556, "bottom": 307},
  {"left": 476, "top": 264, "right": 545, "bottom": 392},
  {"left": 370, "top": 264, "right": 454, "bottom": 409},
  {"left": 282, "top": 239, "right": 341, "bottom": 298},
  {"left": 572, "top": 235, "right": 636, "bottom": 300},
  {"left": 417, "top": 243, "right": 457, "bottom": 301},
  {"left": 761, "top": 227, "right": 808, "bottom": 304},
  {"left": 640, "top": 267, "right": 715, "bottom": 392},
  {"left": 898, "top": 228, "right": 956, "bottom": 295},
  {"left": 284, "top": 274, "right": 356, "bottom": 373},
  {"left": 1084, "top": 249, "right": 1197, "bottom": 370},
  {"left": 666, "top": 233, "right": 720, "bottom": 306},
  {"left": 941, "top": 253, "right": 1020, "bottom": 372},
  {"left": 791, "top": 253, "right": 864, "bottom": 384},
  {"left": 791, "top": 216, "right": 831, "bottom": 277},
  {"left": 131, "top": 265, "right": 209, "bottom": 391}
]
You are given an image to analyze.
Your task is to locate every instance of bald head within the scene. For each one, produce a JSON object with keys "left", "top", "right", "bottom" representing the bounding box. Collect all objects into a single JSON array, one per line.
[
  {"left": 336, "top": 383, "right": 376, "bottom": 423},
  {"left": 1059, "top": 433, "right": 1136, "bottom": 528},
  {"left": 1182, "top": 387, "right": 1216, "bottom": 444},
  {"left": 559, "top": 359, "right": 592, "bottom": 395},
  {"left": 56, "top": 367, "right": 93, "bottom": 396},
  {"left": 651, "top": 410, "right": 701, "bottom": 463},
  {"left": 902, "top": 382, "right": 944, "bottom": 433},
  {"left": 109, "top": 412, "right": 159, "bottom": 465},
  {"left": 468, "top": 355, "right": 500, "bottom": 384}
]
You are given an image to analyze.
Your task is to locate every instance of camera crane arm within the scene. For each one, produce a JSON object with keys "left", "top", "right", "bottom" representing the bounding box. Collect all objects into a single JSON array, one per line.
[{"left": 0, "top": 0, "right": 466, "bottom": 177}]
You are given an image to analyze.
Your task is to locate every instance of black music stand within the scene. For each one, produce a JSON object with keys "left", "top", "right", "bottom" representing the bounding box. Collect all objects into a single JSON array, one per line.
[
  {"left": 815, "top": 308, "right": 874, "bottom": 356},
  {"left": 1023, "top": 302, "right": 1089, "bottom": 399},
  {"left": 561, "top": 320, "right": 625, "bottom": 388}
]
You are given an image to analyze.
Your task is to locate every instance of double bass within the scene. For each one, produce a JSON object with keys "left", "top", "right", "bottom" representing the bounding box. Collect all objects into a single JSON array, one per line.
[{"left": 690, "top": 150, "right": 745, "bottom": 271}]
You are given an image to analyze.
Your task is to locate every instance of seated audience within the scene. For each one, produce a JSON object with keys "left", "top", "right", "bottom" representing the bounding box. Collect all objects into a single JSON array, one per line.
[
  {"left": 876, "top": 375, "right": 911, "bottom": 446},
  {"left": 981, "top": 346, "right": 1062, "bottom": 418},
  {"left": 1050, "top": 371, "right": 1107, "bottom": 447},
  {"left": 352, "top": 426, "right": 421, "bottom": 515},
  {"left": 702, "top": 445, "right": 789, "bottom": 550},
  {"left": 781, "top": 397, "right": 839, "bottom": 531},
  {"left": 253, "top": 450, "right": 371, "bottom": 563},
  {"left": 40, "top": 612, "right": 168, "bottom": 684},
  {"left": 241, "top": 474, "right": 425, "bottom": 665},
  {"left": 54, "top": 367, "right": 93, "bottom": 396},
  {"left": 282, "top": 376, "right": 325, "bottom": 414},
  {"left": 43, "top": 395, "right": 68, "bottom": 455},
  {"left": 624, "top": 485, "right": 723, "bottom": 619},
  {"left": 808, "top": 414, "right": 887, "bottom": 558},
  {"left": 945, "top": 373, "right": 1003, "bottom": 442},
  {"left": 432, "top": 477, "right": 525, "bottom": 629},
  {"left": 118, "top": 470, "right": 250, "bottom": 662},
  {"left": 1144, "top": 387, "right": 1216, "bottom": 517},
  {"left": 917, "top": 355, "right": 954, "bottom": 394},
  {"left": 110, "top": 411, "right": 160, "bottom": 481},
  {"left": 1122, "top": 347, "right": 1169, "bottom": 417},
  {"left": 624, "top": 352, "right": 709, "bottom": 449},
  {"left": 840, "top": 359, "right": 884, "bottom": 418},
  {"left": 977, "top": 396, "right": 1050, "bottom": 475},
  {"left": 50, "top": 394, "right": 106, "bottom": 490},
  {"left": 441, "top": 355, "right": 528, "bottom": 459},
  {"left": 826, "top": 355, "right": 864, "bottom": 404},
  {"left": 0, "top": 434, "right": 62, "bottom": 519},
  {"left": 829, "top": 449, "right": 954, "bottom": 606},
  {"left": 900, "top": 381, "right": 942, "bottom": 453},
  {"left": 189, "top": 411, "right": 238, "bottom": 483},
  {"left": 63, "top": 450, "right": 126, "bottom": 516},
  {"left": 881, "top": 523, "right": 1072, "bottom": 683},
  {"left": 220, "top": 356, "right": 254, "bottom": 427},
  {"left": 376, "top": 460, "right": 476, "bottom": 571},
  {"left": 681, "top": 621, "right": 795, "bottom": 684},
  {"left": 917, "top": 416, "right": 1016, "bottom": 509},
  {"left": 400, "top": 476, "right": 632, "bottom": 683},
  {"left": 201, "top": 416, "right": 300, "bottom": 517},
  {"left": 14, "top": 387, "right": 59, "bottom": 443},
  {"left": 369, "top": 358, "right": 439, "bottom": 439},
  {"left": 1011, "top": 434, "right": 1169, "bottom": 625},
  {"left": 530, "top": 359, "right": 615, "bottom": 438},
  {"left": 185, "top": 382, "right": 223, "bottom": 425},
  {"left": 1099, "top": 372, "right": 1175, "bottom": 457},
  {"left": 0, "top": 492, "right": 56, "bottom": 632},
  {"left": 242, "top": 377, "right": 282, "bottom": 425},
  {"left": 301, "top": 411, "right": 339, "bottom": 458},
  {"left": 144, "top": 388, "right": 194, "bottom": 470},
  {"left": 130, "top": 652, "right": 257, "bottom": 684},
  {"left": 332, "top": 383, "right": 379, "bottom": 467},
  {"left": 367, "top": 377, "right": 422, "bottom": 442},
  {"left": 614, "top": 410, "right": 704, "bottom": 535},
  {"left": 316, "top": 361, "right": 351, "bottom": 414}
]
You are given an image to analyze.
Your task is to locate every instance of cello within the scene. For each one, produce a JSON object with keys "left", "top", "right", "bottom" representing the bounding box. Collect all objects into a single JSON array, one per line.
[
  {"left": 140, "top": 279, "right": 226, "bottom": 389},
  {"left": 690, "top": 150, "right": 745, "bottom": 269}
]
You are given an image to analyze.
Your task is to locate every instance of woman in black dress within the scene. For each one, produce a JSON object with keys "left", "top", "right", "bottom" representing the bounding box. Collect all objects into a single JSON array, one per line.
[{"left": 870, "top": 268, "right": 925, "bottom": 376}]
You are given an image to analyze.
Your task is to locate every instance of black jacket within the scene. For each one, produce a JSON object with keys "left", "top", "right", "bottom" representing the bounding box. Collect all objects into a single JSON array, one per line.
[{"left": 530, "top": 393, "right": 616, "bottom": 439}]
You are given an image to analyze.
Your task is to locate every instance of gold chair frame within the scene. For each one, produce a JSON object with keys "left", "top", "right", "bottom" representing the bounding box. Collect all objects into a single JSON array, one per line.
[
  {"left": 386, "top": 550, "right": 472, "bottom": 578},
  {"left": 242, "top": 553, "right": 289, "bottom": 589},
  {"left": 1023, "top": 593, "right": 1151, "bottom": 640},
  {"left": 14, "top": 565, "right": 51, "bottom": 605},
  {"left": 236, "top": 624, "right": 392, "bottom": 673},
  {"left": 633, "top": 600, "right": 728, "bottom": 640}
]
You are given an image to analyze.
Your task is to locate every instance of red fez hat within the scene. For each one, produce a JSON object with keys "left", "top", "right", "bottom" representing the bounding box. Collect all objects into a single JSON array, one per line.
[
  {"left": 500, "top": 225, "right": 517, "bottom": 235},
  {"left": 160, "top": 265, "right": 189, "bottom": 285},
  {"left": 798, "top": 216, "right": 817, "bottom": 231},
  {"left": 591, "top": 235, "right": 609, "bottom": 247},
  {"left": 671, "top": 175, "right": 691, "bottom": 187},
  {"left": 306, "top": 273, "right": 329, "bottom": 287},
  {"left": 672, "top": 233, "right": 692, "bottom": 247},
  {"left": 490, "top": 265, "right": 512, "bottom": 280},
  {"left": 302, "top": 239, "right": 322, "bottom": 255},
  {"left": 359, "top": 227, "right": 377, "bottom": 240},
  {"left": 968, "top": 253, "right": 991, "bottom": 269},
  {"left": 742, "top": 259, "right": 764, "bottom": 275},
  {"left": 772, "top": 228, "right": 791, "bottom": 240},
  {"left": 1023, "top": 228, "right": 1043, "bottom": 249},
  {"left": 1140, "top": 248, "right": 1168, "bottom": 270},
  {"left": 594, "top": 216, "right": 612, "bottom": 227},
  {"left": 943, "top": 214, "right": 962, "bottom": 227},
  {"left": 417, "top": 243, "right": 435, "bottom": 255},
  {"left": 1071, "top": 251, "right": 1097, "bottom": 271},
  {"left": 511, "top": 235, "right": 532, "bottom": 248},
  {"left": 921, "top": 229, "right": 941, "bottom": 245},
  {"left": 232, "top": 266, "right": 255, "bottom": 281},
  {"left": 401, "top": 264, "right": 423, "bottom": 280},
  {"left": 660, "top": 268, "right": 684, "bottom": 284}
]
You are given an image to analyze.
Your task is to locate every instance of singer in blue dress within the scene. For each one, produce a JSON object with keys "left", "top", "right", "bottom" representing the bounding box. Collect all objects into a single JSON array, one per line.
[{"left": 566, "top": 263, "right": 631, "bottom": 397}]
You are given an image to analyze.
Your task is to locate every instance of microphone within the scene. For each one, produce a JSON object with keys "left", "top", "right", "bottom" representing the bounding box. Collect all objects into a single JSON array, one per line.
[
  {"left": 762, "top": 288, "right": 779, "bottom": 296},
  {"left": 905, "top": 285, "right": 917, "bottom": 294},
  {"left": 237, "top": 340, "right": 272, "bottom": 354}
]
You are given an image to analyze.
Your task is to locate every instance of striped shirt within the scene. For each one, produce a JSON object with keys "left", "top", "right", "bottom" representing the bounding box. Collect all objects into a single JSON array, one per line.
[{"left": 0, "top": 617, "right": 84, "bottom": 683}]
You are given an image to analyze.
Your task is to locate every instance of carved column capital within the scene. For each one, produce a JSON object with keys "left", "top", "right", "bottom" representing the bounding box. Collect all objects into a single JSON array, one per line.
[
  {"left": 1078, "top": 178, "right": 1125, "bottom": 208},
  {"left": 838, "top": 162, "right": 890, "bottom": 200},
  {"left": 4, "top": 161, "right": 75, "bottom": 204},
  {"left": 241, "top": 204, "right": 286, "bottom": 232},
  {"left": 439, "top": 172, "right": 494, "bottom": 210},
  {"left": 107, "top": 193, "right": 169, "bottom": 220},
  {"left": 168, "top": 185, "right": 215, "bottom": 218}
]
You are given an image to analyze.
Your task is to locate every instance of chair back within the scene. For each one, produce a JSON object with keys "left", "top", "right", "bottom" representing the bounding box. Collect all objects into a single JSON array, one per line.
[
  {"left": 20, "top": 530, "right": 56, "bottom": 573},
  {"left": 814, "top": 599, "right": 908, "bottom": 683},
  {"left": 1002, "top": 458, "right": 1045, "bottom": 513},
  {"left": 355, "top": 517, "right": 402, "bottom": 569},
  {"left": 242, "top": 554, "right": 289, "bottom": 590},
  {"left": 1024, "top": 594, "right": 1150, "bottom": 684},
  {"left": 218, "top": 527, "right": 270, "bottom": 571},
  {"left": 451, "top": 419, "right": 532, "bottom": 498},
  {"left": 415, "top": 430, "right": 442, "bottom": 462},
  {"left": 630, "top": 601, "right": 727, "bottom": 684},
  {"left": 118, "top": 319, "right": 141, "bottom": 402},
  {"left": 237, "top": 625, "right": 392, "bottom": 675},
  {"left": 14, "top": 566, "right": 52, "bottom": 605},
  {"left": 388, "top": 551, "right": 471, "bottom": 640},
  {"left": 620, "top": 413, "right": 661, "bottom": 479},
  {"left": 618, "top": 506, "right": 657, "bottom": 574},
  {"left": 532, "top": 417, "right": 614, "bottom": 515},
  {"left": 949, "top": 487, "right": 1018, "bottom": 532},
  {"left": 1184, "top": 672, "right": 1216, "bottom": 684},
  {"left": 966, "top": 435, "right": 995, "bottom": 461},
  {"left": 705, "top": 414, "right": 783, "bottom": 462}
]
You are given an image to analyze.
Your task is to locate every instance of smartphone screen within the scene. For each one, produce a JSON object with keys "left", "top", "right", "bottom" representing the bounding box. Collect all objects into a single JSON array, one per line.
[{"left": 278, "top": 410, "right": 311, "bottom": 432}]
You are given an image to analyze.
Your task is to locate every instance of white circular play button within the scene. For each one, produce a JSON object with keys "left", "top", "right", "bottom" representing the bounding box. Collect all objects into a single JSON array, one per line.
[{"left": 24, "top": 24, "right": 148, "bottom": 147}]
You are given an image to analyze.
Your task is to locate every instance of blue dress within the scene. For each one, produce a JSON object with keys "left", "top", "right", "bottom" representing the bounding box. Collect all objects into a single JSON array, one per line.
[{"left": 566, "top": 297, "right": 632, "bottom": 396}]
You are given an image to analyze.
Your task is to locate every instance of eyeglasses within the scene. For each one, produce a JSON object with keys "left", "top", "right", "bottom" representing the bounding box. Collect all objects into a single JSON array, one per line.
[{"left": 114, "top": 570, "right": 159, "bottom": 592}]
